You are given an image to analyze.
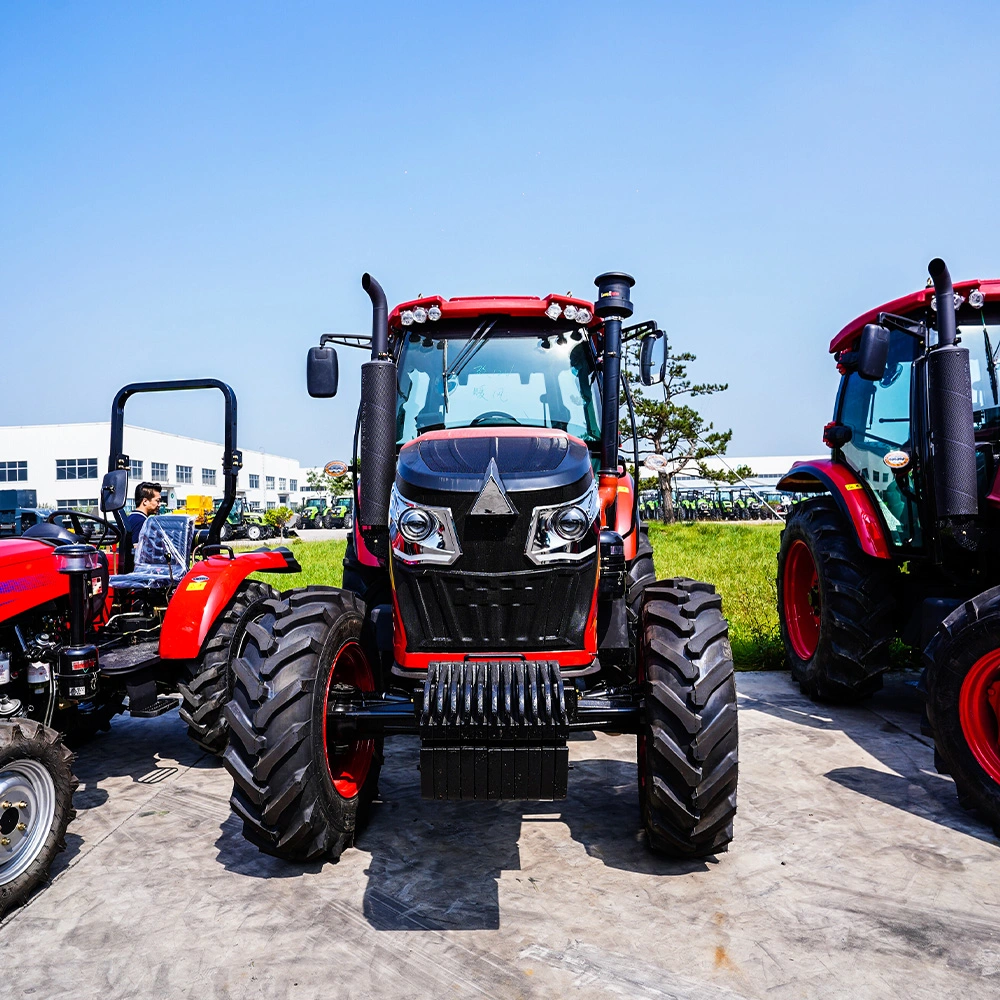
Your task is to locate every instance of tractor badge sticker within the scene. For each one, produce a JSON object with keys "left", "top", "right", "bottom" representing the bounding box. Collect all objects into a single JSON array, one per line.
[
  {"left": 883, "top": 450, "right": 910, "bottom": 469},
  {"left": 186, "top": 575, "right": 210, "bottom": 592},
  {"left": 324, "top": 460, "right": 349, "bottom": 478}
]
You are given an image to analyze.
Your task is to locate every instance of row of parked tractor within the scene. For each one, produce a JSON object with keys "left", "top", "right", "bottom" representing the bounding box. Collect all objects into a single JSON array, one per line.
[
  {"left": 1, "top": 258, "right": 998, "bottom": 920},
  {"left": 644, "top": 490, "right": 795, "bottom": 521}
]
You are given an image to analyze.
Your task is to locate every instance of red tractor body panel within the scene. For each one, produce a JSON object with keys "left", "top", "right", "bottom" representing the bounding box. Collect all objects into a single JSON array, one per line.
[
  {"left": 159, "top": 549, "right": 294, "bottom": 659},
  {"left": 0, "top": 540, "right": 67, "bottom": 622},
  {"left": 777, "top": 460, "right": 892, "bottom": 559},
  {"left": 830, "top": 278, "right": 1000, "bottom": 354}
]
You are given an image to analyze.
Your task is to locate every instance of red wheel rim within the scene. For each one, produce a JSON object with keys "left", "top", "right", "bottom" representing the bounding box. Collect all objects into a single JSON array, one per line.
[
  {"left": 959, "top": 650, "right": 1000, "bottom": 785},
  {"left": 784, "top": 539, "right": 821, "bottom": 660},
  {"left": 321, "top": 639, "right": 375, "bottom": 798}
]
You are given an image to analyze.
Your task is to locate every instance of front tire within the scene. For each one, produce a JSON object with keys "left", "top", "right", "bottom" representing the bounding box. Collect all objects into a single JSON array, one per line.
[
  {"left": 246, "top": 524, "right": 263, "bottom": 541},
  {"left": 178, "top": 580, "right": 279, "bottom": 754},
  {"left": 777, "top": 496, "right": 897, "bottom": 702},
  {"left": 924, "top": 590, "right": 1000, "bottom": 832},
  {"left": 638, "top": 578, "right": 738, "bottom": 857},
  {"left": 223, "top": 587, "right": 383, "bottom": 861},
  {"left": 0, "top": 719, "right": 77, "bottom": 916}
]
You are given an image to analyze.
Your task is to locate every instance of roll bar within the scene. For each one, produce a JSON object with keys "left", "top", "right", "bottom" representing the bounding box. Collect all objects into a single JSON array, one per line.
[{"left": 108, "top": 379, "right": 241, "bottom": 562}]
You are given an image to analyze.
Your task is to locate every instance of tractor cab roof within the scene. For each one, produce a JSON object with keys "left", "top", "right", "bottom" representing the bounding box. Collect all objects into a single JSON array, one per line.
[
  {"left": 830, "top": 278, "right": 1000, "bottom": 354},
  {"left": 388, "top": 293, "right": 601, "bottom": 335}
]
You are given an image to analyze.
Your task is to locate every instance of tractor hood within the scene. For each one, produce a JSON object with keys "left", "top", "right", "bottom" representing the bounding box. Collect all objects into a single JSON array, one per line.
[
  {"left": 396, "top": 427, "right": 593, "bottom": 495},
  {"left": 0, "top": 538, "right": 58, "bottom": 572},
  {"left": 0, "top": 538, "right": 67, "bottom": 623}
]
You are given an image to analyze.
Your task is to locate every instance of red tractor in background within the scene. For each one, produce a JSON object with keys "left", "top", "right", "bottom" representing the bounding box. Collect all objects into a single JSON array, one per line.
[
  {"left": 777, "top": 258, "right": 1000, "bottom": 832},
  {"left": 224, "top": 272, "right": 739, "bottom": 865},
  {"left": 0, "top": 379, "right": 299, "bottom": 914}
]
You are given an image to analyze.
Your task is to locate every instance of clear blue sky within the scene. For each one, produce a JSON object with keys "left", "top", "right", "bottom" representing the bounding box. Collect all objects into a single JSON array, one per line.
[{"left": 3, "top": 1, "right": 1000, "bottom": 465}]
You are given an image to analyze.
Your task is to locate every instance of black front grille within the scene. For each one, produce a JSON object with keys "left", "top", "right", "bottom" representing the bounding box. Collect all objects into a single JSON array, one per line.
[{"left": 394, "top": 558, "right": 596, "bottom": 652}]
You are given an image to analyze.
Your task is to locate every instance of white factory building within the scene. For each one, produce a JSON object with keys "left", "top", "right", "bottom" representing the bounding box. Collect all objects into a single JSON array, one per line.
[{"left": 0, "top": 423, "right": 308, "bottom": 512}]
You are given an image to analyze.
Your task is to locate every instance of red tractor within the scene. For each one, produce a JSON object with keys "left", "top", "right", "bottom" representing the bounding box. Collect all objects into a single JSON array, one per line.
[
  {"left": 777, "top": 258, "right": 1000, "bottom": 832},
  {"left": 0, "top": 378, "right": 299, "bottom": 912},
  {"left": 224, "top": 273, "right": 739, "bottom": 863}
]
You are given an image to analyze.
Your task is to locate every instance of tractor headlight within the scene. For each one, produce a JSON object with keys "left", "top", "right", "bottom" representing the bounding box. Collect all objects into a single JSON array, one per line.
[
  {"left": 389, "top": 487, "right": 462, "bottom": 565},
  {"left": 525, "top": 481, "right": 600, "bottom": 565}
]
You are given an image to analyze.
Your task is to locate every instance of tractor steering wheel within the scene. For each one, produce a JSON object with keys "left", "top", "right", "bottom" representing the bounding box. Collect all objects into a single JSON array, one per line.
[
  {"left": 470, "top": 411, "right": 521, "bottom": 426},
  {"left": 46, "top": 510, "right": 121, "bottom": 547}
]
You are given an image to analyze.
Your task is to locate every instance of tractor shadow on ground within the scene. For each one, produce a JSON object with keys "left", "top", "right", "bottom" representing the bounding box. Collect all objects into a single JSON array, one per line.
[
  {"left": 66, "top": 707, "right": 220, "bottom": 814},
  {"left": 214, "top": 812, "right": 326, "bottom": 880},
  {"left": 740, "top": 671, "right": 1000, "bottom": 847},
  {"left": 356, "top": 737, "right": 713, "bottom": 932}
]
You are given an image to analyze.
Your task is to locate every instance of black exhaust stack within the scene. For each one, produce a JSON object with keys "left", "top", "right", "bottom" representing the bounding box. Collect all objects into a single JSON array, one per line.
[
  {"left": 594, "top": 272, "right": 635, "bottom": 476},
  {"left": 358, "top": 273, "right": 396, "bottom": 560},
  {"left": 926, "top": 257, "right": 979, "bottom": 553}
]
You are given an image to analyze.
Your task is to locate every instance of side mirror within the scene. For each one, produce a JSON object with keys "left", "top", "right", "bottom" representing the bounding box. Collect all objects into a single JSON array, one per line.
[
  {"left": 858, "top": 324, "right": 890, "bottom": 381},
  {"left": 100, "top": 470, "right": 128, "bottom": 512},
  {"left": 307, "top": 346, "right": 339, "bottom": 398},
  {"left": 639, "top": 333, "right": 666, "bottom": 386}
]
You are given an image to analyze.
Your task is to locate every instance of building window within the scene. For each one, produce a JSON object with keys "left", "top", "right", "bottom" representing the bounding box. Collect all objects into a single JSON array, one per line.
[
  {"left": 0, "top": 461, "right": 27, "bottom": 482},
  {"left": 266, "top": 501, "right": 276, "bottom": 510},
  {"left": 56, "top": 458, "right": 98, "bottom": 481},
  {"left": 202, "top": 468, "right": 217, "bottom": 486},
  {"left": 265, "top": 476, "right": 275, "bottom": 490},
  {"left": 279, "top": 478, "right": 287, "bottom": 490},
  {"left": 289, "top": 478, "right": 297, "bottom": 492},
  {"left": 57, "top": 498, "right": 99, "bottom": 509},
  {"left": 151, "top": 462, "right": 168, "bottom": 480},
  {"left": 248, "top": 474, "right": 260, "bottom": 489},
  {"left": 130, "top": 460, "right": 143, "bottom": 479},
  {"left": 176, "top": 465, "right": 192, "bottom": 484}
]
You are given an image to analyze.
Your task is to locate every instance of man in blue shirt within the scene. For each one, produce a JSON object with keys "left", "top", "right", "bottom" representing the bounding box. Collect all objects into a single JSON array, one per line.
[{"left": 126, "top": 481, "right": 162, "bottom": 543}]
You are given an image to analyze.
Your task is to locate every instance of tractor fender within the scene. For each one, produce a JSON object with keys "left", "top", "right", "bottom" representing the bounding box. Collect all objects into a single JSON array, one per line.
[
  {"left": 614, "top": 472, "right": 638, "bottom": 561},
  {"left": 777, "top": 460, "right": 892, "bottom": 559},
  {"left": 159, "top": 547, "right": 301, "bottom": 660}
]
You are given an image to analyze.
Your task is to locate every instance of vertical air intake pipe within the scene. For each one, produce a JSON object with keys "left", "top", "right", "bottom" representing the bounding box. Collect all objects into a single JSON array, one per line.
[
  {"left": 926, "top": 257, "right": 979, "bottom": 551},
  {"left": 359, "top": 273, "right": 397, "bottom": 559},
  {"left": 594, "top": 273, "right": 635, "bottom": 525}
]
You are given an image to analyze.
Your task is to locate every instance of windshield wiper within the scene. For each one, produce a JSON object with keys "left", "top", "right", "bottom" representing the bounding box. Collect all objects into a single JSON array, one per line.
[
  {"left": 985, "top": 327, "right": 999, "bottom": 405},
  {"left": 439, "top": 318, "right": 497, "bottom": 414}
]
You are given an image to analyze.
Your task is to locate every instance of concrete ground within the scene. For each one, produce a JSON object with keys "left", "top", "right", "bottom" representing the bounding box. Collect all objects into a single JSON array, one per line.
[{"left": 1, "top": 672, "right": 998, "bottom": 1000}]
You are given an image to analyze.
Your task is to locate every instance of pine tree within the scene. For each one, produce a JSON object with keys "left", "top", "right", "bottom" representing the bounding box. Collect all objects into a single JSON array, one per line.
[{"left": 621, "top": 333, "right": 751, "bottom": 521}]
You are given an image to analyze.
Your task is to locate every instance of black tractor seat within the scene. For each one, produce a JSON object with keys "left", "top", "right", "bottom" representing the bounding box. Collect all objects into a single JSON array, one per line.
[{"left": 110, "top": 514, "right": 195, "bottom": 591}]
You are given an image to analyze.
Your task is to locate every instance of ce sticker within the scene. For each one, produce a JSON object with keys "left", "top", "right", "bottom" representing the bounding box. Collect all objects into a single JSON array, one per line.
[{"left": 883, "top": 450, "right": 910, "bottom": 470}]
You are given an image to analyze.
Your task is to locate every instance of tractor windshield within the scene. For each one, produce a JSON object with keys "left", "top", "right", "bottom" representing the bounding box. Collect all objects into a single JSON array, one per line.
[
  {"left": 394, "top": 319, "right": 602, "bottom": 446},
  {"left": 958, "top": 313, "right": 1000, "bottom": 435}
]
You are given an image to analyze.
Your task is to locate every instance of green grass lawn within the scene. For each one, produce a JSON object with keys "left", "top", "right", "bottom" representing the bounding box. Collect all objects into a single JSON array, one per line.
[
  {"left": 261, "top": 523, "right": 785, "bottom": 670},
  {"left": 647, "top": 522, "right": 784, "bottom": 669}
]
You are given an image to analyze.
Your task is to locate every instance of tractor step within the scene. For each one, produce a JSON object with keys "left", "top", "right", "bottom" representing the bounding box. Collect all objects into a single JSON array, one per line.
[{"left": 130, "top": 696, "right": 180, "bottom": 719}]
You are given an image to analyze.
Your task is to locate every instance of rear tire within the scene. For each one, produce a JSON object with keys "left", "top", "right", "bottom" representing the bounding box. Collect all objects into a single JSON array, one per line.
[
  {"left": 638, "top": 578, "right": 738, "bottom": 857},
  {"left": 223, "top": 586, "right": 383, "bottom": 861},
  {"left": 777, "top": 496, "right": 897, "bottom": 702},
  {"left": 924, "top": 590, "right": 1000, "bottom": 832},
  {"left": 178, "top": 580, "right": 279, "bottom": 754},
  {"left": 0, "top": 719, "right": 77, "bottom": 917}
]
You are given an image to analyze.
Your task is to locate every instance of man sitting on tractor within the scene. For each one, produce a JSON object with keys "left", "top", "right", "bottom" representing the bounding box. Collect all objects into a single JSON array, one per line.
[{"left": 126, "top": 481, "right": 162, "bottom": 543}]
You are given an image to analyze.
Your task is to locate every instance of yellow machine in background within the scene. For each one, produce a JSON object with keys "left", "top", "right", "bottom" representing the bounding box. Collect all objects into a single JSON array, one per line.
[{"left": 180, "top": 494, "right": 215, "bottom": 526}]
